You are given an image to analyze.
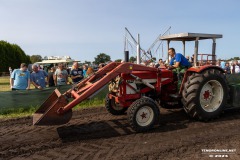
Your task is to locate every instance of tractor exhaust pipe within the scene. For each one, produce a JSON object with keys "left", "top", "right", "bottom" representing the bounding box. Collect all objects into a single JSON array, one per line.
[{"left": 124, "top": 51, "right": 129, "bottom": 62}]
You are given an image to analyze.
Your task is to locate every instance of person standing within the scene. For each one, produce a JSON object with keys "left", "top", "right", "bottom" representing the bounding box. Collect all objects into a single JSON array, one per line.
[
  {"left": 231, "top": 60, "right": 240, "bottom": 74},
  {"left": 155, "top": 59, "right": 164, "bottom": 68},
  {"left": 224, "top": 62, "right": 231, "bottom": 74},
  {"left": 9, "top": 67, "right": 12, "bottom": 75},
  {"left": 220, "top": 60, "right": 226, "bottom": 69},
  {"left": 82, "top": 64, "right": 88, "bottom": 77},
  {"left": 48, "top": 67, "right": 56, "bottom": 87},
  {"left": 31, "top": 64, "right": 48, "bottom": 90},
  {"left": 70, "top": 62, "right": 83, "bottom": 84},
  {"left": 10, "top": 63, "right": 30, "bottom": 90},
  {"left": 54, "top": 63, "right": 68, "bottom": 86},
  {"left": 86, "top": 67, "right": 94, "bottom": 78}
]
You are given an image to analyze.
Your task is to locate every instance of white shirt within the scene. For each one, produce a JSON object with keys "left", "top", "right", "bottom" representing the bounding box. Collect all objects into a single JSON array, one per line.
[{"left": 231, "top": 65, "right": 240, "bottom": 73}]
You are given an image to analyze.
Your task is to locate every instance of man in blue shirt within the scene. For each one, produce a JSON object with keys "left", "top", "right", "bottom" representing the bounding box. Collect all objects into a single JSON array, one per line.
[
  {"left": 10, "top": 63, "right": 31, "bottom": 90},
  {"left": 31, "top": 64, "right": 48, "bottom": 89},
  {"left": 168, "top": 48, "right": 191, "bottom": 89},
  {"left": 220, "top": 60, "right": 226, "bottom": 69},
  {"left": 168, "top": 48, "right": 191, "bottom": 69}
]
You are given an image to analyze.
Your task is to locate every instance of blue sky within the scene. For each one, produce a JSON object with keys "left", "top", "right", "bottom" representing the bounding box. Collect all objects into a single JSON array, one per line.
[{"left": 0, "top": 0, "right": 239, "bottom": 62}]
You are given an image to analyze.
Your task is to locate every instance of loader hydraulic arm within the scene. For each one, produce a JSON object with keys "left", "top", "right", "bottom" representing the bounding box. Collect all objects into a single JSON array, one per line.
[{"left": 33, "top": 62, "right": 158, "bottom": 125}]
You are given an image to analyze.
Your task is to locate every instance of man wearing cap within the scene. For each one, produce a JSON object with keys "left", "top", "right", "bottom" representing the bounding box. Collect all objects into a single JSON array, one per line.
[{"left": 10, "top": 63, "right": 31, "bottom": 90}]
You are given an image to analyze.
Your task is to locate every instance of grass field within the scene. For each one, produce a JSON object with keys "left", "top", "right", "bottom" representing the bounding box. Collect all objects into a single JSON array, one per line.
[
  {"left": 0, "top": 76, "right": 11, "bottom": 91},
  {"left": 0, "top": 76, "right": 107, "bottom": 118},
  {"left": 0, "top": 76, "right": 37, "bottom": 91}
]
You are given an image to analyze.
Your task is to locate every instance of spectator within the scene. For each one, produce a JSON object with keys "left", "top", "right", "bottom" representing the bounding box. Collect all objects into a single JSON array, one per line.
[
  {"left": 190, "top": 54, "right": 194, "bottom": 64},
  {"left": 231, "top": 60, "right": 240, "bottom": 74},
  {"left": 156, "top": 59, "right": 165, "bottom": 68},
  {"left": 70, "top": 62, "right": 83, "bottom": 84},
  {"left": 220, "top": 60, "right": 226, "bottom": 69},
  {"left": 149, "top": 62, "right": 155, "bottom": 67},
  {"left": 98, "top": 63, "right": 105, "bottom": 69},
  {"left": 155, "top": 59, "right": 163, "bottom": 68},
  {"left": 86, "top": 67, "right": 94, "bottom": 78},
  {"left": 9, "top": 67, "right": 12, "bottom": 75},
  {"left": 216, "top": 60, "right": 220, "bottom": 67},
  {"left": 10, "top": 63, "right": 30, "bottom": 90},
  {"left": 31, "top": 64, "right": 48, "bottom": 90},
  {"left": 48, "top": 67, "right": 56, "bottom": 87},
  {"left": 54, "top": 63, "right": 68, "bottom": 86},
  {"left": 82, "top": 64, "right": 88, "bottom": 77},
  {"left": 224, "top": 62, "right": 231, "bottom": 74}
]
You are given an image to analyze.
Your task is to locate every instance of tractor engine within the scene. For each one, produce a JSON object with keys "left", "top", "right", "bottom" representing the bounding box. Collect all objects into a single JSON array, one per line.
[{"left": 108, "top": 69, "right": 175, "bottom": 108}]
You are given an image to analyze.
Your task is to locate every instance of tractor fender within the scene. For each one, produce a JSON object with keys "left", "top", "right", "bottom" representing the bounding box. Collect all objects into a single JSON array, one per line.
[
  {"left": 187, "top": 65, "right": 225, "bottom": 74},
  {"left": 179, "top": 65, "right": 225, "bottom": 94}
]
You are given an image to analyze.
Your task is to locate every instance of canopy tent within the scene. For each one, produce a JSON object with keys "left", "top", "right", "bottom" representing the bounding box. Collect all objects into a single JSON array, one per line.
[
  {"left": 160, "top": 33, "right": 222, "bottom": 41},
  {"left": 160, "top": 32, "right": 223, "bottom": 66},
  {"left": 36, "top": 59, "right": 75, "bottom": 64}
]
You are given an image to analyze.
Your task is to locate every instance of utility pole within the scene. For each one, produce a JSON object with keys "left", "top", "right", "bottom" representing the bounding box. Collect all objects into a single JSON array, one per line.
[{"left": 137, "top": 34, "right": 140, "bottom": 64}]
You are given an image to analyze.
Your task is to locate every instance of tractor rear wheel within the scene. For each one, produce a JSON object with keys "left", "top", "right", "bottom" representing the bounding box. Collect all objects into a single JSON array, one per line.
[
  {"left": 181, "top": 69, "right": 228, "bottom": 120},
  {"left": 105, "top": 95, "right": 127, "bottom": 115},
  {"left": 128, "top": 97, "right": 160, "bottom": 132}
]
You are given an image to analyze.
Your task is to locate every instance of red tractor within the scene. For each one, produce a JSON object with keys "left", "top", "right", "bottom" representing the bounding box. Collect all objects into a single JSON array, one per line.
[{"left": 33, "top": 33, "right": 240, "bottom": 132}]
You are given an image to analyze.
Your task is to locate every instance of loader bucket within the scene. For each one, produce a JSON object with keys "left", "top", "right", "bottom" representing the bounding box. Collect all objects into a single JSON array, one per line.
[{"left": 33, "top": 89, "right": 72, "bottom": 125}]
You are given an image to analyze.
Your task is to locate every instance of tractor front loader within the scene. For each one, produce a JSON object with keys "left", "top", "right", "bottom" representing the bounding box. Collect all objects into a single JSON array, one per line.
[{"left": 33, "top": 62, "right": 168, "bottom": 132}]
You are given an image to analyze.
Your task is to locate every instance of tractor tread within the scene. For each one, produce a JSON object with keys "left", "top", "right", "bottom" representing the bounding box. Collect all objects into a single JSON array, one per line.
[{"left": 181, "top": 68, "right": 228, "bottom": 120}]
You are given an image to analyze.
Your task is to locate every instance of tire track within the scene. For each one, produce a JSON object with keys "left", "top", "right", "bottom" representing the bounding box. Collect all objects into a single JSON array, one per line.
[{"left": 0, "top": 107, "right": 239, "bottom": 159}]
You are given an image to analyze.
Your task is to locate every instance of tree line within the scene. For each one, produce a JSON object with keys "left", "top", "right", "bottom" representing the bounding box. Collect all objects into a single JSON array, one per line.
[
  {"left": 0, "top": 41, "right": 31, "bottom": 72},
  {"left": 2, "top": 40, "right": 238, "bottom": 73}
]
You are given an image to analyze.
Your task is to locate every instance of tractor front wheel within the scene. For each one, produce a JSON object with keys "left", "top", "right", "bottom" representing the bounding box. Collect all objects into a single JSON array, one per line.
[
  {"left": 182, "top": 69, "right": 228, "bottom": 120},
  {"left": 128, "top": 97, "right": 160, "bottom": 132},
  {"left": 105, "top": 95, "right": 127, "bottom": 115}
]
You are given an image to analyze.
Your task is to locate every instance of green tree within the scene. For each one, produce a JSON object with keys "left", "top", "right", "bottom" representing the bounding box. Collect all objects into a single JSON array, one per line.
[
  {"left": 84, "top": 60, "right": 91, "bottom": 65},
  {"left": 151, "top": 57, "right": 156, "bottom": 62},
  {"left": 30, "top": 55, "right": 42, "bottom": 63},
  {"left": 129, "top": 56, "right": 136, "bottom": 63},
  {"left": 0, "top": 41, "right": 30, "bottom": 72},
  {"left": 115, "top": 59, "right": 122, "bottom": 62},
  {"left": 93, "top": 53, "right": 111, "bottom": 65}
]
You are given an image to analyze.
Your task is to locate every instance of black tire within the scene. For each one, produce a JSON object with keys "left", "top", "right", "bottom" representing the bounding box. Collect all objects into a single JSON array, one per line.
[
  {"left": 128, "top": 97, "right": 160, "bottom": 132},
  {"left": 181, "top": 69, "right": 228, "bottom": 121},
  {"left": 105, "top": 95, "right": 127, "bottom": 115}
]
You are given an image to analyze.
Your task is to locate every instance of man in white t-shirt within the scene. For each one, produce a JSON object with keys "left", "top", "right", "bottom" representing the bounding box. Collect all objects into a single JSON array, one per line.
[
  {"left": 231, "top": 60, "right": 240, "bottom": 74},
  {"left": 54, "top": 63, "right": 68, "bottom": 86}
]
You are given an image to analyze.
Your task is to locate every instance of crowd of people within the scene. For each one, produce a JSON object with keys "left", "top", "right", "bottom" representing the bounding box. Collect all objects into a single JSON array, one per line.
[
  {"left": 9, "top": 62, "right": 95, "bottom": 91},
  {"left": 216, "top": 59, "right": 240, "bottom": 74},
  {"left": 9, "top": 51, "right": 240, "bottom": 91}
]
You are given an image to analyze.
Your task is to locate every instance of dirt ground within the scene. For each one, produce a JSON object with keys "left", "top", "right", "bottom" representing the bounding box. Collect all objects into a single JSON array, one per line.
[{"left": 0, "top": 107, "right": 240, "bottom": 160}]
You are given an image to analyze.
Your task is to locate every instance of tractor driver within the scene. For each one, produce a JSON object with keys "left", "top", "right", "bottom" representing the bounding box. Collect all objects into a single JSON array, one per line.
[{"left": 168, "top": 48, "right": 191, "bottom": 88}]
